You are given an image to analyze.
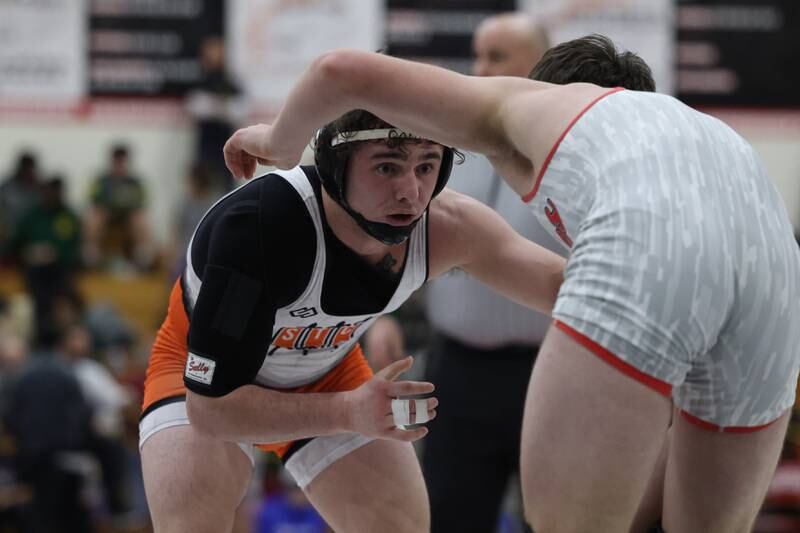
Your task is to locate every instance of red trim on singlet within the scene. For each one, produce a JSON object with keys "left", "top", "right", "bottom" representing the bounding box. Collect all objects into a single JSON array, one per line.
[
  {"left": 522, "top": 87, "right": 625, "bottom": 204},
  {"left": 554, "top": 320, "right": 672, "bottom": 397},
  {"left": 679, "top": 409, "right": 781, "bottom": 434}
]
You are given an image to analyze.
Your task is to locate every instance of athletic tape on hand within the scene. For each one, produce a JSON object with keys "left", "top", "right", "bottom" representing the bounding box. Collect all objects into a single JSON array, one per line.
[
  {"left": 414, "top": 399, "right": 430, "bottom": 424},
  {"left": 391, "top": 399, "right": 430, "bottom": 428}
]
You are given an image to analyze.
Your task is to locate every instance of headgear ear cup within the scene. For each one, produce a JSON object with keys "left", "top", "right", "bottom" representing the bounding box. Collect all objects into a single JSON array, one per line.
[
  {"left": 314, "top": 123, "right": 351, "bottom": 202},
  {"left": 433, "top": 147, "right": 455, "bottom": 197}
]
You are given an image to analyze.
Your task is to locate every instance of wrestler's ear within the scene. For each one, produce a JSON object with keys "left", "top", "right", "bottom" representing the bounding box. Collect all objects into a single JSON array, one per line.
[{"left": 376, "top": 356, "right": 413, "bottom": 381}]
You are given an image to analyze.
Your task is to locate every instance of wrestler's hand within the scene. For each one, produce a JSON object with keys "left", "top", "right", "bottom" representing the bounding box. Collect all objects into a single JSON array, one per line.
[
  {"left": 343, "top": 356, "right": 438, "bottom": 442},
  {"left": 223, "top": 123, "right": 303, "bottom": 179}
]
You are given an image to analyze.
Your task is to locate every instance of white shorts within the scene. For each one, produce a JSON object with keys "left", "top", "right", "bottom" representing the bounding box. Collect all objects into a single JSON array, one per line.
[{"left": 139, "top": 399, "right": 374, "bottom": 488}]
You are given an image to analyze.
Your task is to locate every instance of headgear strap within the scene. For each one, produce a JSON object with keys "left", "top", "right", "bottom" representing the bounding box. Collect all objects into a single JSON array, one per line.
[{"left": 330, "top": 128, "right": 426, "bottom": 147}]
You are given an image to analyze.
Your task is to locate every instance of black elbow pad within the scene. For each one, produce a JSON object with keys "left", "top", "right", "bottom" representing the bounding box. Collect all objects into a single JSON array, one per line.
[{"left": 185, "top": 264, "right": 269, "bottom": 397}]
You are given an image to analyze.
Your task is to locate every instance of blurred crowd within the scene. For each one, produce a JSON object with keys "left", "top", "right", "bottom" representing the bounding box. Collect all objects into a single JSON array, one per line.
[
  {"left": 0, "top": 31, "right": 328, "bottom": 533},
  {"left": 0, "top": 147, "right": 319, "bottom": 533},
  {"left": 0, "top": 141, "right": 158, "bottom": 532}
]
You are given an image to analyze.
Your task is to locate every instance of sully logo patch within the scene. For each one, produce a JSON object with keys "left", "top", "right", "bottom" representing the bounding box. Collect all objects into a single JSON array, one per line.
[{"left": 185, "top": 353, "right": 216, "bottom": 385}]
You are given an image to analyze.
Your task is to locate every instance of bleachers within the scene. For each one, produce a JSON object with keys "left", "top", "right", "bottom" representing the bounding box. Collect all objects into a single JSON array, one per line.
[{"left": 0, "top": 270, "right": 169, "bottom": 339}]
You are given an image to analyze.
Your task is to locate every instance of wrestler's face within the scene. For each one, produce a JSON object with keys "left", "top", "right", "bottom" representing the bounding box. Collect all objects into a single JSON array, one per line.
[{"left": 345, "top": 141, "right": 443, "bottom": 226}]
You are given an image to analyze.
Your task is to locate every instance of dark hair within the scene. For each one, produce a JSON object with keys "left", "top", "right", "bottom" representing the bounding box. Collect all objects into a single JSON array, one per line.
[
  {"left": 16, "top": 151, "right": 36, "bottom": 169},
  {"left": 529, "top": 34, "right": 655, "bottom": 92},
  {"left": 43, "top": 174, "right": 64, "bottom": 193},
  {"left": 111, "top": 143, "right": 129, "bottom": 160},
  {"left": 13, "top": 151, "right": 37, "bottom": 176}
]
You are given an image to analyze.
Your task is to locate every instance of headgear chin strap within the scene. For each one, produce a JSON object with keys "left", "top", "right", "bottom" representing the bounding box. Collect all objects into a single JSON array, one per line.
[
  {"left": 315, "top": 126, "right": 454, "bottom": 245},
  {"left": 342, "top": 201, "right": 419, "bottom": 246}
]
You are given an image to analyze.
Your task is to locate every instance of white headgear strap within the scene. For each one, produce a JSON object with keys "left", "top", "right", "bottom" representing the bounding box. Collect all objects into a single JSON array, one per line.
[{"left": 330, "top": 128, "right": 425, "bottom": 147}]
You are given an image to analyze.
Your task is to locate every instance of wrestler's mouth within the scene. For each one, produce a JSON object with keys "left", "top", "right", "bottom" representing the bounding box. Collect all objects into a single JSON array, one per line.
[{"left": 385, "top": 213, "right": 417, "bottom": 226}]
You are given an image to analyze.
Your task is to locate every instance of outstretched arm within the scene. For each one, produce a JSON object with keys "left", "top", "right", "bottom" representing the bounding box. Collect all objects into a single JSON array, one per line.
[
  {"left": 224, "top": 50, "right": 543, "bottom": 180},
  {"left": 429, "top": 190, "right": 565, "bottom": 315},
  {"left": 288, "top": 50, "right": 539, "bottom": 155}
]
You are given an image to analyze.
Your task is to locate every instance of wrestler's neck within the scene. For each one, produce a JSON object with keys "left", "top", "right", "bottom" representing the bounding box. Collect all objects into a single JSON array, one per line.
[{"left": 321, "top": 189, "right": 405, "bottom": 263}]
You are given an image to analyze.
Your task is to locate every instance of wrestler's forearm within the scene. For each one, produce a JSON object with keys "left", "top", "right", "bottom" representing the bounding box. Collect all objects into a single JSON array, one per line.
[
  {"left": 186, "top": 385, "right": 355, "bottom": 444},
  {"left": 442, "top": 192, "right": 565, "bottom": 314},
  {"left": 502, "top": 238, "right": 565, "bottom": 315},
  {"left": 469, "top": 247, "right": 564, "bottom": 315},
  {"left": 272, "top": 50, "right": 526, "bottom": 158}
]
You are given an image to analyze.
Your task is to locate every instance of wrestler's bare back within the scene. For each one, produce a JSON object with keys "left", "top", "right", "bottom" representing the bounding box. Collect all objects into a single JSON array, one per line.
[{"left": 484, "top": 81, "right": 612, "bottom": 198}]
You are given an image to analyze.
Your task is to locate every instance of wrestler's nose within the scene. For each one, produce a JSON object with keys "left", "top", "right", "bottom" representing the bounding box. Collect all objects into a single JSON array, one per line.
[{"left": 394, "top": 169, "right": 420, "bottom": 203}]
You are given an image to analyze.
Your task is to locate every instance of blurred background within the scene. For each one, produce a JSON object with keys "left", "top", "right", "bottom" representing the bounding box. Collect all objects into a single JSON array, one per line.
[{"left": 0, "top": 1, "right": 798, "bottom": 532}]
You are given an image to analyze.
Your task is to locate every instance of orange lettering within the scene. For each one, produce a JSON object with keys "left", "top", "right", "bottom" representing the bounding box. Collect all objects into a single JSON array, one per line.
[{"left": 273, "top": 327, "right": 301, "bottom": 349}]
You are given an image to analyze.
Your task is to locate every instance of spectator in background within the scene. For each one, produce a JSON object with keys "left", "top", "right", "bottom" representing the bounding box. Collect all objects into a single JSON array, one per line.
[
  {"left": 0, "top": 330, "right": 32, "bottom": 530},
  {"left": 0, "top": 330, "right": 28, "bottom": 417},
  {"left": 5, "top": 176, "right": 82, "bottom": 344},
  {"left": 186, "top": 36, "right": 245, "bottom": 191},
  {"left": 0, "top": 291, "right": 34, "bottom": 345},
  {"left": 170, "top": 162, "right": 220, "bottom": 279},
  {"left": 419, "top": 14, "right": 554, "bottom": 533},
  {"left": 471, "top": 12, "right": 550, "bottom": 78},
  {"left": 50, "top": 289, "right": 86, "bottom": 339},
  {"left": 61, "top": 323, "right": 133, "bottom": 518},
  {"left": 3, "top": 331, "right": 94, "bottom": 533},
  {"left": 83, "top": 143, "right": 155, "bottom": 273},
  {"left": 0, "top": 152, "right": 42, "bottom": 262}
]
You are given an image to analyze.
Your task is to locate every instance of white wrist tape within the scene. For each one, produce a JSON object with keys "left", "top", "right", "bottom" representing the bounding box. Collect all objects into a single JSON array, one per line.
[{"left": 391, "top": 399, "right": 430, "bottom": 428}]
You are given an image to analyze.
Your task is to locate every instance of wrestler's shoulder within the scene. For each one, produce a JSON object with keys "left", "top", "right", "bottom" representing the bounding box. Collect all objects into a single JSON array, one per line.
[
  {"left": 221, "top": 169, "right": 312, "bottom": 221},
  {"left": 429, "top": 188, "right": 494, "bottom": 228},
  {"left": 427, "top": 189, "right": 490, "bottom": 272}
]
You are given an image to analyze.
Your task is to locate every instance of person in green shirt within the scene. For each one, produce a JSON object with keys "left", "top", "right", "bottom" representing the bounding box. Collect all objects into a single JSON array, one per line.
[
  {"left": 83, "top": 143, "right": 154, "bottom": 271},
  {"left": 8, "top": 176, "right": 81, "bottom": 342}
]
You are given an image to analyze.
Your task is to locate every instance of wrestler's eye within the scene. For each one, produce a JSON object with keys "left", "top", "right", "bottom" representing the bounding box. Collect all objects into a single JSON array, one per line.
[
  {"left": 375, "top": 163, "right": 399, "bottom": 176},
  {"left": 416, "top": 163, "right": 435, "bottom": 175}
]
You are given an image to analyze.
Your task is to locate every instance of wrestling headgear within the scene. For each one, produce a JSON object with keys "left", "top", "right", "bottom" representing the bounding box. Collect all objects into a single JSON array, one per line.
[{"left": 315, "top": 116, "right": 454, "bottom": 245}]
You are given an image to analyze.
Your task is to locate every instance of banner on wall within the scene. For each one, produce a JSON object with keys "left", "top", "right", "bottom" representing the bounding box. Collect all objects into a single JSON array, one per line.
[
  {"left": 676, "top": 0, "right": 800, "bottom": 108},
  {"left": 227, "top": 0, "right": 383, "bottom": 117},
  {"left": 523, "top": 0, "right": 674, "bottom": 94},
  {"left": 0, "top": 0, "right": 86, "bottom": 103},
  {"left": 89, "top": 0, "right": 223, "bottom": 96}
]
